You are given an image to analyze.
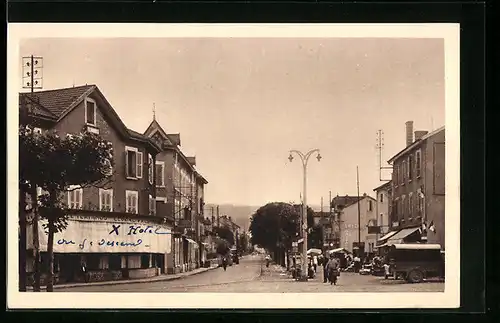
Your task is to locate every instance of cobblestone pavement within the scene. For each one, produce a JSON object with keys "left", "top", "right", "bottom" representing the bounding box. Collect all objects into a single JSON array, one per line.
[{"left": 55, "top": 256, "right": 444, "bottom": 293}]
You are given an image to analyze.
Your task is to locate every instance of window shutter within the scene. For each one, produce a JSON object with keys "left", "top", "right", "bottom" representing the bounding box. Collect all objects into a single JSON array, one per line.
[
  {"left": 137, "top": 152, "right": 143, "bottom": 178},
  {"left": 125, "top": 151, "right": 130, "bottom": 178}
]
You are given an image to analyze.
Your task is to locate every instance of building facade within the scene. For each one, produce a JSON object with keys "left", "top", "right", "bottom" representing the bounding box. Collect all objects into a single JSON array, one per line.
[
  {"left": 331, "top": 194, "right": 377, "bottom": 255},
  {"left": 371, "top": 181, "right": 392, "bottom": 240},
  {"left": 383, "top": 121, "right": 445, "bottom": 250},
  {"left": 21, "top": 85, "right": 173, "bottom": 284},
  {"left": 144, "top": 119, "right": 208, "bottom": 274}
]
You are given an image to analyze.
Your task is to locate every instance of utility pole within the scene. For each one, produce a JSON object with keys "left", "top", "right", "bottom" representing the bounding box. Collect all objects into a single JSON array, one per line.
[
  {"left": 376, "top": 130, "right": 392, "bottom": 182},
  {"left": 216, "top": 205, "right": 220, "bottom": 228},
  {"left": 22, "top": 55, "right": 43, "bottom": 292},
  {"left": 356, "top": 166, "right": 362, "bottom": 257}
]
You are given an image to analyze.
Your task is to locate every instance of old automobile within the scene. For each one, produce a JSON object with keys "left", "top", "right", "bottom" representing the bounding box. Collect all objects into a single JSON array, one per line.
[{"left": 384, "top": 243, "right": 444, "bottom": 283}]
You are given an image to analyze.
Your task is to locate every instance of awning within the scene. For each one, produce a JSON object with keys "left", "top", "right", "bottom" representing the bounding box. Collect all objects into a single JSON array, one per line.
[
  {"left": 377, "top": 230, "right": 398, "bottom": 242},
  {"left": 390, "top": 243, "right": 441, "bottom": 250},
  {"left": 386, "top": 227, "right": 421, "bottom": 244},
  {"left": 329, "top": 248, "right": 349, "bottom": 254},
  {"left": 183, "top": 237, "right": 197, "bottom": 244}
]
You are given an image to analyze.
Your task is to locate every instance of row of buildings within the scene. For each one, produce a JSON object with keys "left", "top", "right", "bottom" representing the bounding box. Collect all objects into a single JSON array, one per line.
[
  {"left": 20, "top": 84, "right": 236, "bottom": 284},
  {"left": 315, "top": 121, "right": 446, "bottom": 257}
]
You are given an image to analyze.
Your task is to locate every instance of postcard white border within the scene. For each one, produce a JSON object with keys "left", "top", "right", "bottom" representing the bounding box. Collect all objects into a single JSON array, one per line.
[{"left": 7, "top": 23, "right": 460, "bottom": 309}]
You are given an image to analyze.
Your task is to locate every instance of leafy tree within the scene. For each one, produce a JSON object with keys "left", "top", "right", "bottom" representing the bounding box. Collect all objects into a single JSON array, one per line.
[
  {"left": 237, "top": 232, "right": 249, "bottom": 254},
  {"left": 215, "top": 238, "right": 230, "bottom": 255},
  {"left": 19, "top": 125, "right": 113, "bottom": 292},
  {"left": 213, "top": 226, "right": 235, "bottom": 246}
]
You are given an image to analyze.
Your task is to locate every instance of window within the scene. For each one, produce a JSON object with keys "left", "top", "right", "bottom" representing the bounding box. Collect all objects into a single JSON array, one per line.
[
  {"left": 125, "top": 190, "right": 139, "bottom": 214},
  {"left": 416, "top": 149, "right": 422, "bottom": 178},
  {"left": 368, "top": 200, "right": 373, "bottom": 211},
  {"left": 125, "top": 146, "right": 143, "bottom": 179},
  {"left": 408, "top": 193, "right": 413, "bottom": 219},
  {"left": 380, "top": 193, "right": 384, "bottom": 203},
  {"left": 155, "top": 161, "right": 165, "bottom": 187},
  {"left": 85, "top": 97, "right": 97, "bottom": 126},
  {"left": 401, "top": 160, "right": 406, "bottom": 184},
  {"left": 149, "top": 195, "right": 156, "bottom": 215},
  {"left": 394, "top": 165, "right": 399, "bottom": 186},
  {"left": 148, "top": 154, "right": 154, "bottom": 185},
  {"left": 67, "top": 185, "right": 83, "bottom": 209},
  {"left": 99, "top": 189, "right": 113, "bottom": 212},
  {"left": 408, "top": 154, "right": 414, "bottom": 180}
]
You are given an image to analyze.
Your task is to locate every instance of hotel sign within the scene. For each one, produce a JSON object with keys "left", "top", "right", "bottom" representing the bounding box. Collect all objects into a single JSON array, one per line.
[{"left": 27, "top": 216, "right": 172, "bottom": 254}]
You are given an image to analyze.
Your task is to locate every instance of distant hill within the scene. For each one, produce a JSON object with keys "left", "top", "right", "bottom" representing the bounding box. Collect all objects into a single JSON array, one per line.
[
  {"left": 205, "top": 203, "right": 326, "bottom": 231},
  {"left": 205, "top": 204, "right": 259, "bottom": 231}
]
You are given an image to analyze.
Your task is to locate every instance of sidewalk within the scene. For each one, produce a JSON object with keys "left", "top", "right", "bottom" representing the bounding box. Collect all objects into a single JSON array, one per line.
[{"left": 26, "top": 265, "right": 219, "bottom": 291}]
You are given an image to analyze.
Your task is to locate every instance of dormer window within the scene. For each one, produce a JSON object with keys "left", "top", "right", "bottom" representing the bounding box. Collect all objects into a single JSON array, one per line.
[{"left": 85, "top": 97, "right": 97, "bottom": 126}]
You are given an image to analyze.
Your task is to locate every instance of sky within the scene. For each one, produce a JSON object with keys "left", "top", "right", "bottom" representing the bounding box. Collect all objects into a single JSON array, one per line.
[{"left": 19, "top": 37, "right": 445, "bottom": 207}]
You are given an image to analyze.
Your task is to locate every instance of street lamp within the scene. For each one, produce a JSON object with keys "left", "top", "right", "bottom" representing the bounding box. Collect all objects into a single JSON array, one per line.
[{"left": 288, "top": 149, "right": 321, "bottom": 281}]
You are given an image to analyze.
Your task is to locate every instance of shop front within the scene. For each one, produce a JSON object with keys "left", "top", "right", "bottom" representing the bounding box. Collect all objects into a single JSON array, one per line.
[{"left": 26, "top": 214, "right": 172, "bottom": 285}]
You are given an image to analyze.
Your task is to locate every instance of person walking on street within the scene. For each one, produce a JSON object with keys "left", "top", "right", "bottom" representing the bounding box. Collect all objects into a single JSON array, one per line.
[
  {"left": 326, "top": 256, "right": 340, "bottom": 285},
  {"left": 323, "top": 254, "right": 329, "bottom": 283},
  {"left": 313, "top": 255, "right": 318, "bottom": 274}
]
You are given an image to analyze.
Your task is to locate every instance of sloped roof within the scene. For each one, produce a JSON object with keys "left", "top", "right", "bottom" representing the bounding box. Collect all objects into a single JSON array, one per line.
[
  {"left": 19, "top": 84, "right": 161, "bottom": 152},
  {"left": 19, "top": 93, "right": 57, "bottom": 119},
  {"left": 373, "top": 181, "right": 392, "bottom": 192},
  {"left": 331, "top": 195, "right": 375, "bottom": 209},
  {"left": 20, "top": 84, "right": 95, "bottom": 118}
]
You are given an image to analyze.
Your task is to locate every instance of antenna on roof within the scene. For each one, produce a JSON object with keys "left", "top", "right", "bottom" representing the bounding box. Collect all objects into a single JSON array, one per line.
[{"left": 153, "top": 103, "right": 156, "bottom": 121}]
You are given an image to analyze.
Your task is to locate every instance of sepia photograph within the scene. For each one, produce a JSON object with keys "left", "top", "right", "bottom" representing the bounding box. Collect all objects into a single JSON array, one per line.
[{"left": 7, "top": 24, "right": 460, "bottom": 309}]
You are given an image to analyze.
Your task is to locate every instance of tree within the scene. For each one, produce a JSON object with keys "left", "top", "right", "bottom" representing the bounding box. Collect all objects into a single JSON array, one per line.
[
  {"left": 237, "top": 233, "right": 249, "bottom": 255},
  {"left": 213, "top": 226, "right": 235, "bottom": 246},
  {"left": 215, "top": 238, "right": 230, "bottom": 255},
  {"left": 19, "top": 125, "right": 113, "bottom": 292},
  {"left": 249, "top": 202, "right": 301, "bottom": 267}
]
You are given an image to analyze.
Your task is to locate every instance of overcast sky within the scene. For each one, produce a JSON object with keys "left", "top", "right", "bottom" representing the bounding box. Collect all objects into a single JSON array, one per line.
[{"left": 20, "top": 37, "right": 445, "bottom": 207}]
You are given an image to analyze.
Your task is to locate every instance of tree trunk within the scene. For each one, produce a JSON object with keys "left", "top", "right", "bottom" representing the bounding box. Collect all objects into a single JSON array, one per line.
[
  {"left": 46, "top": 219, "right": 55, "bottom": 292},
  {"left": 18, "top": 188, "right": 27, "bottom": 292},
  {"left": 30, "top": 185, "right": 41, "bottom": 292}
]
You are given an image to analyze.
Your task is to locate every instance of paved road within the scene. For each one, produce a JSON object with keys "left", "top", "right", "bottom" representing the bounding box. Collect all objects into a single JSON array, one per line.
[
  {"left": 55, "top": 255, "right": 444, "bottom": 293},
  {"left": 56, "top": 255, "right": 264, "bottom": 292}
]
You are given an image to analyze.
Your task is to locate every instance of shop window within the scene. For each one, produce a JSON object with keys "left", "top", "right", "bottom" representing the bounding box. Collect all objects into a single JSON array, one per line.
[
  {"left": 128, "top": 255, "right": 141, "bottom": 269},
  {"left": 99, "top": 255, "right": 109, "bottom": 269}
]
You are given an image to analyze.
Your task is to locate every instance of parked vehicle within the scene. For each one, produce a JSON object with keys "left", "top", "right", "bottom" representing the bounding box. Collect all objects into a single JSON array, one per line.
[
  {"left": 230, "top": 248, "right": 239, "bottom": 265},
  {"left": 385, "top": 243, "right": 444, "bottom": 283}
]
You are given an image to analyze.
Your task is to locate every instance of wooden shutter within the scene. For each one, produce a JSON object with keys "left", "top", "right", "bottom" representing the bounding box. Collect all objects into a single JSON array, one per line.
[{"left": 137, "top": 152, "right": 143, "bottom": 178}]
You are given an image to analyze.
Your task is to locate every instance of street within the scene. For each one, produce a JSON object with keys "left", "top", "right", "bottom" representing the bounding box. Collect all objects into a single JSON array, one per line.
[{"left": 55, "top": 255, "right": 444, "bottom": 293}]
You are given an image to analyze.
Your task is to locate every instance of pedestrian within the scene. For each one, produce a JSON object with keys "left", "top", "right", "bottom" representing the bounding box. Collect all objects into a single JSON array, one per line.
[
  {"left": 353, "top": 255, "right": 361, "bottom": 273},
  {"left": 80, "top": 262, "right": 89, "bottom": 283},
  {"left": 313, "top": 255, "right": 318, "bottom": 273},
  {"left": 323, "top": 254, "right": 329, "bottom": 283},
  {"left": 326, "top": 256, "right": 340, "bottom": 285}
]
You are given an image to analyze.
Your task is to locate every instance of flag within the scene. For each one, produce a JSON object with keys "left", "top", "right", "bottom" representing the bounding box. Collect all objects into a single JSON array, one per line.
[{"left": 422, "top": 222, "right": 427, "bottom": 231}]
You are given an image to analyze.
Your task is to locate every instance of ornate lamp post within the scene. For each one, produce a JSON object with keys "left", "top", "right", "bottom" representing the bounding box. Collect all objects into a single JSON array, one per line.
[{"left": 288, "top": 149, "right": 322, "bottom": 281}]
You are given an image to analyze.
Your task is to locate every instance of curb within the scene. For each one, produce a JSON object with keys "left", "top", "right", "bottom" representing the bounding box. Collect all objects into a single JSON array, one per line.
[{"left": 27, "top": 266, "right": 219, "bottom": 291}]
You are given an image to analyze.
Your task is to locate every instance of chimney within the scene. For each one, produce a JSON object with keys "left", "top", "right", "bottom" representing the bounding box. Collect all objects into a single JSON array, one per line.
[
  {"left": 414, "top": 130, "right": 429, "bottom": 141},
  {"left": 405, "top": 121, "right": 414, "bottom": 146}
]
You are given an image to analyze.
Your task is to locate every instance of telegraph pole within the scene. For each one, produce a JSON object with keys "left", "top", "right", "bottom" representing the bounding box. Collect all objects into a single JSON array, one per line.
[
  {"left": 216, "top": 205, "right": 220, "bottom": 228},
  {"left": 22, "top": 55, "right": 43, "bottom": 292},
  {"left": 376, "top": 130, "right": 392, "bottom": 182}
]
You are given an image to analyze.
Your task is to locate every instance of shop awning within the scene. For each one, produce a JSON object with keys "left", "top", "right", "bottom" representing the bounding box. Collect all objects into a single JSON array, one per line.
[
  {"left": 377, "top": 230, "right": 398, "bottom": 242},
  {"left": 386, "top": 227, "right": 421, "bottom": 244},
  {"left": 183, "top": 237, "right": 197, "bottom": 244}
]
